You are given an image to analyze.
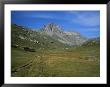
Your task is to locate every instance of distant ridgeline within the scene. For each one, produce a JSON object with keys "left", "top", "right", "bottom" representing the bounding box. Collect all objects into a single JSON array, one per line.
[
  {"left": 11, "top": 23, "right": 100, "bottom": 51},
  {"left": 82, "top": 37, "right": 100, "bottom": 46}
]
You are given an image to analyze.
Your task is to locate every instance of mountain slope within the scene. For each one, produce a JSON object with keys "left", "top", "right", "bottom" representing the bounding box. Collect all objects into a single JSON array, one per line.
[
  {"left": 82, "top": 37, "right": 100, "bottom": 47},
  {"left": 11, "top": 24, "right": 70, "bottom": 50},
  {"left": 42, "top": 23, "right": 87, "bottom": 46},
  {"left": 11, "top": 23, "right": 93, "bottom": 51}
]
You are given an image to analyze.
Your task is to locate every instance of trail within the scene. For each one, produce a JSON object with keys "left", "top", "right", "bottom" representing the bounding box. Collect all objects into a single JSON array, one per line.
[{"left": 11, "top": 56, "right": 38, "bottom": 76}]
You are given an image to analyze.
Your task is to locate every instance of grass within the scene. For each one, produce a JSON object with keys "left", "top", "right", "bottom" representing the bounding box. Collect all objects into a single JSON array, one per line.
[{"left": 11, "top": 45, "right": 100, "bottom": 77}]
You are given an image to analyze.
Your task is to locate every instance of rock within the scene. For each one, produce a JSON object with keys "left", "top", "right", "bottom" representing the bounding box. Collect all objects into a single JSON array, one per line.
[
  {"left": 42, "top": 23, "right": 87, "bottom": 46},
  {"left": 23, "top": 47, "right": 36, "bottom": 52}
]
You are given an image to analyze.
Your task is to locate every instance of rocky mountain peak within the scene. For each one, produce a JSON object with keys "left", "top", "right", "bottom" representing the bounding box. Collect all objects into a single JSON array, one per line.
[
  {"left": 43, "top": 23, "right": 63, "bottom": 33},
  {"left": 12, "top": 23, "right": 87, "bottom": 46}
]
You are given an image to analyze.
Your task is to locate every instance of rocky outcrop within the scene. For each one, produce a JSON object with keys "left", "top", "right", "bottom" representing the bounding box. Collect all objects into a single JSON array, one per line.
[{"left": 42, "top": 23, "right": 87, "bottom": 46}]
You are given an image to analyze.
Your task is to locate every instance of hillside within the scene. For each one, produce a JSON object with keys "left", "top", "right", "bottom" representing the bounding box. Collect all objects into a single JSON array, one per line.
[
  {"left": 11, "top": 23, "right": 89, "bottom": 50},
  {"left": 11, "top": 24, "right": 70, "bottom": 50},
  {"left": 82, "top": 37, "right": 100, "bottom": 47}
]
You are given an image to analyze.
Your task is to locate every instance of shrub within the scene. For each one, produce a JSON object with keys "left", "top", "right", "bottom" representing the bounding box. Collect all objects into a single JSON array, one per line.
[
  {"left": 11, "top": 44, "right": 19, "bottom": 48},
  {"left": 23, "top": 47, "right": 36, "bottom": 52}
]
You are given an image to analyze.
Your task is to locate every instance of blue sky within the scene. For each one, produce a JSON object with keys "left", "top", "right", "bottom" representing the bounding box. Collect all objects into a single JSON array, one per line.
[{"left": 11, "top": 11, "right": 100, "bottom": 38}]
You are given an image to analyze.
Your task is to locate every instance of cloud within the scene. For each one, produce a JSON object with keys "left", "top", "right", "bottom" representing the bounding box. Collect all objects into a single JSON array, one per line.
[
  {"left": 69, "top": 11, "right": 100, "bottom": 27},
  {"left": 73, "top": 15, "right": 99, "bottom": 27},
  {"left": 29, "top": 14, "right": 55, "bottom": 19},
  {"left": 17, "top": 11, "right": 100, "bottom": 27}
]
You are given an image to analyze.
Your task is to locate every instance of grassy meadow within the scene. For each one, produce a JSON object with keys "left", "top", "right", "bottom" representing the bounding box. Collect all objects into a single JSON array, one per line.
[{"left": 11, "top": 45, "right": 100, "bottom": 77}]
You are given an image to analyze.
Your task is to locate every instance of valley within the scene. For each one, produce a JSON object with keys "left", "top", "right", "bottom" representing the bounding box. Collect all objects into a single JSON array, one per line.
[{"left": 11, "top": 24, "right": 100, "bottom": 77}]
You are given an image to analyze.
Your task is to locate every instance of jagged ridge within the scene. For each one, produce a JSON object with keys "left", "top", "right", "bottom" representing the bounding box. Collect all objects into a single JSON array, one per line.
[{"left": 42, "top": 23, "right": 87, "bottom": 45}]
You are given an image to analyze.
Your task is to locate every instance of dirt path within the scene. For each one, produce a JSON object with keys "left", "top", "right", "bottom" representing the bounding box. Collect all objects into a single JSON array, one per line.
[{"left": 11, "top": 56, "right": 38, "bottom": 75}]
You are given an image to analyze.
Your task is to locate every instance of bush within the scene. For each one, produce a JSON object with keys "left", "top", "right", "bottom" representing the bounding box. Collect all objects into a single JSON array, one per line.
[
  {"left": 23, "top": 47, "right": 36, "bottom": 52},
  {"left": 11, "top": 44, "right": 19, "bottom": 48}
]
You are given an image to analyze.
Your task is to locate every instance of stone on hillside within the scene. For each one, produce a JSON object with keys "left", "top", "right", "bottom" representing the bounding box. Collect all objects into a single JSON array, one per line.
[{"left": 23, "top": 47, "right": 36, "bottom": 52}]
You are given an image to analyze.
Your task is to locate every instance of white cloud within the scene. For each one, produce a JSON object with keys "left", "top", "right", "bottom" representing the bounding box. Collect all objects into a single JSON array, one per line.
[
  {"left": 22, "top": 11, "right": 100, "bottom": 27},
  {"left": 30, "top": 15, "right": 55, "bottom": 19},
  {"left": 74, "top": 15, "right": 99, "bottom": 26},
  {"left": 70, "top": 11, "right": 100, "bottom": 27}
]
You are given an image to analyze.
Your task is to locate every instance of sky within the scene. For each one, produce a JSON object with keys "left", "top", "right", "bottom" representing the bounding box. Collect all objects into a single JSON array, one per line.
[{"left": 11, "top": 11, "right": 100, "bottom": 38}]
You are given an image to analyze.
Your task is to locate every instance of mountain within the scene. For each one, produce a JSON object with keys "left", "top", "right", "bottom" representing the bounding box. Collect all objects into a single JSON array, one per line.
[
  {"left": 82, "top": 37, "right": 100, "bottom": 46},
  {"left": 11, "top": 24, "right": 70, "bottom": 50},
  {"left": 11, "top": 23, "right": 90, "bottom": 51},
  {"left": 41, "top": 23, "right": 87, "bottom": 46}
]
